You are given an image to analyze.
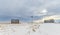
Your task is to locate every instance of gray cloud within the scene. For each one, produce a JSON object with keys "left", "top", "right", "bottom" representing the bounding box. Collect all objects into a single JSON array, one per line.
[{"left": 0, "top": 0, "right": 60, "bottom": 21}]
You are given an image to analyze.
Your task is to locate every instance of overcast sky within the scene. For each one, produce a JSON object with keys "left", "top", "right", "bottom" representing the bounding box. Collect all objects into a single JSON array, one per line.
[{"left": 0, "top": 0, "right": 60, "bottom": 22}]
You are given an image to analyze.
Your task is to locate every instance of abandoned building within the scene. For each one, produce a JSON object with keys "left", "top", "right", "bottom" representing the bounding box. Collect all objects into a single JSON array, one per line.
[
  {"left": 43, "top": 15, "right": 60, "bottom": 23},
  {"left": 44, "top": 19, "right": 54, "bottom": 23},
  {"left": 11, "top": 19, "right": 19, "bottom": 24}
]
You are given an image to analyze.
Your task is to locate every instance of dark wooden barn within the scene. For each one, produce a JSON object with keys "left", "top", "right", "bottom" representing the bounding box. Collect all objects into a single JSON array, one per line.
[
  {"left": 11, "top": 19, "right": 19, "bottom": 24},
  {"left": 44, "top": 19, "right": 54, "bottom": 23}
]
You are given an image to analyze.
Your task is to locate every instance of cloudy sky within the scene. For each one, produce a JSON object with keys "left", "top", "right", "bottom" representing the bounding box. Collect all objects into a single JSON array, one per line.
[{"left": 0, "top": 0, "right": 60, "bottom": 22}]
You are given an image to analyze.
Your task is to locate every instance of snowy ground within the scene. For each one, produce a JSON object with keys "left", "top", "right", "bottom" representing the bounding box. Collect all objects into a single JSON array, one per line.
[{"left": 0, "top": 23, "right": 60, "bottom": 35}]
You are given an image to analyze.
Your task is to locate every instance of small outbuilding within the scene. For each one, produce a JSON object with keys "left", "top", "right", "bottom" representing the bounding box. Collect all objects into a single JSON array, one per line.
[
  {"left": 11, "top": 19, "right": 19, "bottom": 24},
  {"left": 43, "top": 15, "right": 60, "bottom": 23},
  {"left": 44, "top": 19, "right": 54, "bottom": 23}
]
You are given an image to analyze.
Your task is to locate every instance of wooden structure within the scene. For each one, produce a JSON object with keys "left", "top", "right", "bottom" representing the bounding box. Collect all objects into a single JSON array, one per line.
[
  {"left": 11, "top": 19, "right": 19, "bottom": 24},
  {"left": 44, "top": 19, "right": 54, "bottom": 23}
]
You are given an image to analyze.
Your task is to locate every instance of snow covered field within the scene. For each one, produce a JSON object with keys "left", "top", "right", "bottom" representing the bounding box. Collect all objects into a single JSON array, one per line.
[{"left": 0, "top": 23, "right": 60, "bottom": 35}]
